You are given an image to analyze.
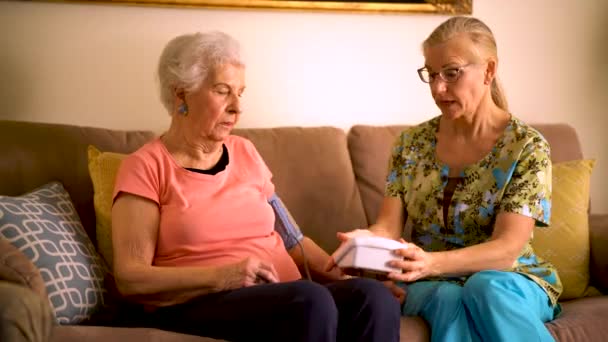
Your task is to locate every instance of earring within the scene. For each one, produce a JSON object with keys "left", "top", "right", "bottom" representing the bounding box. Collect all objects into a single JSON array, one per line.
[{"left": 178, "top": 103, "right": 188, "bottom": 115}]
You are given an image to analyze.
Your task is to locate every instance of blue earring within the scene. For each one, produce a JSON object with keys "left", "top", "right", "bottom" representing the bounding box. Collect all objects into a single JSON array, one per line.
[{"left": 178, "top": 103, "right": 188, "bottom": 115}]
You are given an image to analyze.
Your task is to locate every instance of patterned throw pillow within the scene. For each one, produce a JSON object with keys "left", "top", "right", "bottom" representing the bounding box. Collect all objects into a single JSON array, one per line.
[
  {"left": 0, "top": 182, "right": 108, "bottom": 324},
  {"left": 531, "top": 159, "right": 595, "bottom": 300},
  {"left": 87, "top": 145, "right": 127, "bottom": 269}
]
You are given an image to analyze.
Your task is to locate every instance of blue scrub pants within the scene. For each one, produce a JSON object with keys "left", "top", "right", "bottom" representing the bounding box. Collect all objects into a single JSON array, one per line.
[{"left": 401, "top": 270, "right": 557, "bottom": 342}]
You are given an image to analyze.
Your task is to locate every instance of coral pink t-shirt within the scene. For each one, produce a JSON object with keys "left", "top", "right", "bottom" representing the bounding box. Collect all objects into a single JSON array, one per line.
[{"left": 112, "top": 135, "right": 301, "bottom": 282}]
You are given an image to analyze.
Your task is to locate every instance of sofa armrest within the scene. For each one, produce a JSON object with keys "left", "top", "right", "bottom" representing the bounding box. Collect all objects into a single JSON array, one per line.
[
  {"left": 0, "top": 238, "right": 47, "bottom": 299},
  {"left": 589, "top": 214, "right": 608, "bottom": 293}
]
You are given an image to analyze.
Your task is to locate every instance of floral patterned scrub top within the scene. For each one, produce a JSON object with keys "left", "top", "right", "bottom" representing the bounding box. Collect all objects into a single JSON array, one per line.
[{"left": 385, "top": 115, "right": 562, "bottom": 306}]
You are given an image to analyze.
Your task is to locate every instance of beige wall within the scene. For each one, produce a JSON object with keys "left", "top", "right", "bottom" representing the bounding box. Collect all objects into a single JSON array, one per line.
[{"left": 1, "top": 0, "right": 607, "bottom": 213}]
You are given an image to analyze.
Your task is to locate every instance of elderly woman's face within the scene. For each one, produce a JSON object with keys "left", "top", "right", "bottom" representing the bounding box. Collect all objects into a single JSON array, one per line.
[
  {"left": 423, "top": 35, "right": 489, "bottom": 120},
  {"left": 184, "top": 63, "right": 245, "bottom": 141}
]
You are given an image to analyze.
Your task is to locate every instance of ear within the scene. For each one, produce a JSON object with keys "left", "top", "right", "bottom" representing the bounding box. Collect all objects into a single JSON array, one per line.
[
  {"left": 174, "top": 88, "right": 186, "bottom": 103},
  {"left": 484, "top": 59, "right": 497, "bottom": 85}
]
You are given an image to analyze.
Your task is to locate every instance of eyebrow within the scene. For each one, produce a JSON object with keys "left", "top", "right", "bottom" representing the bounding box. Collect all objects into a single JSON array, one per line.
[
  {"left": 213, "top": 82, "right": 246, "bottom": 93},
  {"left": 424, "top": 63, "right": 462, "bottom": 71}
]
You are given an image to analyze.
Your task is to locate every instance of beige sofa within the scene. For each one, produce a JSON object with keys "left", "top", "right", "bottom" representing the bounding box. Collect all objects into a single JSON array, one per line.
[{"left": 0, "top": 119, "right": 606, "bottom": 341}]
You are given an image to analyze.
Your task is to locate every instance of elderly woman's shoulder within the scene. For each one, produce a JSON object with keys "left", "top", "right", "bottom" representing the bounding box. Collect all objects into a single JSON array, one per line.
[
  {"left": 119, "top": 137, "right": 167, "bottom": 167},
  {"left": 225, "top": 134, "right": 256, "bottom": 150}
]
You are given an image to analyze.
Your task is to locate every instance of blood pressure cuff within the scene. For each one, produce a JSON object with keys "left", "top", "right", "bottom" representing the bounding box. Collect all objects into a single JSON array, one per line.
[{"left": 268, "top": 193, "right": 304, "bottom": 250}]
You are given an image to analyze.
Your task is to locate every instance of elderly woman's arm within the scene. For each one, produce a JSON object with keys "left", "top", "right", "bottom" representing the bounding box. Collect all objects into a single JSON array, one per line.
[
  {"left": 112, "top": 193, "right": 279, "bottom": 306},
  {"left": 287, "top": 237, "right": 343, "bottom": 283},
  {"left": 389, "top": 212, "right": 534, "bottom": 282}
]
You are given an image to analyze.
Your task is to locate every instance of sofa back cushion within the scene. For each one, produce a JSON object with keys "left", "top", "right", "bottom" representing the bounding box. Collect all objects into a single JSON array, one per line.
[
  {"left": 347, "top": 123, "right": 606, "bottom": 297},
  {"left": 234, "top": 127, "right": 368, "bottom": 253},
  {"left": 0, "top": 120, "right": 156, "bottom": 246},
  {"left": 347, "top": 123, "right": 584, "bottom": 226}
]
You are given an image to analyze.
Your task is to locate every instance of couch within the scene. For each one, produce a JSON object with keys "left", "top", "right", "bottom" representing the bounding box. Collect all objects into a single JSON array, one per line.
[{"left": 0, "top": 119, "right": 606, "bottom": 342}]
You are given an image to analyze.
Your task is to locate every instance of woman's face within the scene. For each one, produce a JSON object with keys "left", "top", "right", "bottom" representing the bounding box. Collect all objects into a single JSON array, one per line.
[
  {"left": 183, "top": 63, "right": 245, "bottom": 142},
  {"left": 423, "top": 35, "right": 491, "bottom": 120}
]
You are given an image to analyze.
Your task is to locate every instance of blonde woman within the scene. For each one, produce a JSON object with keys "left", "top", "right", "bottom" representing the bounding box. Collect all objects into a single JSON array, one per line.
[{"left": 333, "top": 16, "right": 561, "bottom": 342}]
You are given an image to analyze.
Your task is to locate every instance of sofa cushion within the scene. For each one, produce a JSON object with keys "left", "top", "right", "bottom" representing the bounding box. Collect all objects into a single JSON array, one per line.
[
  {"left": 589, "top": 214, "right": 608, "bottom": 292},
  {"left": 348, "top": 123, "right": 584, "bottom": 226},
  {"left": 545, "top": 296, "right": 608, "bottom": 341},
  {"left": 0, "top": 120, "right": 156, "bottom": 247},
  {"left": 87, "top": 146, "right": 128, "bottom": 269},
  {"left": 233, "top": 127, "right": 368, "bottom": 253},
  {"left": 0, "top": 237, "right": 47, "bottom": 298},
  {"left": 87, "top": 127, "right": 368, "bottom": 256},
  {"left": 0, "top": 182, "right": 108, "bottom": 324},
  {"left": 531, "top": 159, "right": 595, "bottom": 300}
]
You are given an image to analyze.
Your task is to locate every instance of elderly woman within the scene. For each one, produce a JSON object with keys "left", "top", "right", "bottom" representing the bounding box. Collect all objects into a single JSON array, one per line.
[
  {"left": 332, "top": 16, "right": 561, "bottom": 342},
  {"left": 111, "top": 31, "right": 401, "bottom": 342}
]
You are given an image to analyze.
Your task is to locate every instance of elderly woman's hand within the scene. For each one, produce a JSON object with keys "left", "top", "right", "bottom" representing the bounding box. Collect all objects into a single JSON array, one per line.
[
  {"left": 387, "top": 240, "right": 436, "bottom": 283},
  {"left": 220, "top": 257, "right": 279, "bottom": 290},
  {"left": 382, "top": 280, "right": 407, "bottom": 304}
]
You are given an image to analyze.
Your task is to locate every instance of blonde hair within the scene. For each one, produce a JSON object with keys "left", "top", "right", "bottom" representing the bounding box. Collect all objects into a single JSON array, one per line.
[
  {"left": 157, "top": 31, "right": 244, "bottom": 114},
  {"left": 423, "top": 16, "right": 508, "bottom": 111}
]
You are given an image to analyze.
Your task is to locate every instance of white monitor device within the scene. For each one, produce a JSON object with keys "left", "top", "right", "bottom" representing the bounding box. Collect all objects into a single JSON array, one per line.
[{"left": 331, "top": 236, "right": 407, "bottom": 275}]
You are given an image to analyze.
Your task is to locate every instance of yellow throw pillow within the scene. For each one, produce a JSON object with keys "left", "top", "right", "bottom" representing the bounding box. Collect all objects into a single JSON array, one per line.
[
  {"left": 87, "top": 146, "right": 127, "bottom": 270},
  {"left": 531, "top": 159, "right": 595, "bottom": 300}
]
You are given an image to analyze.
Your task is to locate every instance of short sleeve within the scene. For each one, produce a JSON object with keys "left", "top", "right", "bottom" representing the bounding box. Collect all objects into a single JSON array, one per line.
[
  {"left": 385, "top": 131, "right": 408, "bottom": 198},
  {"left": 243, "top": 139, "right": 275, "bottom": 199},
  {"left": 112, "top": 153, "right": 160, "bottom": 205},
  {"left": 499, "top": 135, "right": 552, "bottom": 227}
]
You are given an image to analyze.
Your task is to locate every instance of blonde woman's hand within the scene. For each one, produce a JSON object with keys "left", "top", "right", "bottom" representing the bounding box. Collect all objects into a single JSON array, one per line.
[
  {"left": 336, "top": 229, "right": 376, "bottom": 242},
  {"left": 324, "top": 229, "right": 378, "bottom": 272},
  {"left": 387, "top": 239, "right": 435, "bottom": 283},
  {"left": 219, "top": 257, "right": 279, "bottom": 290}
]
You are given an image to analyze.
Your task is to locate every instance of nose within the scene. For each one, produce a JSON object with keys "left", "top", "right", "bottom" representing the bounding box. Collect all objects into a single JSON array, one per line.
[
  {"left": 228, "top": 93, "right": 242, "bottom": 115},
  {"left": 430, "top": 76, "right": 448, "bottom": 94},
  {"left": 430, "top": 77, "right": 448, "bottom": 97}
]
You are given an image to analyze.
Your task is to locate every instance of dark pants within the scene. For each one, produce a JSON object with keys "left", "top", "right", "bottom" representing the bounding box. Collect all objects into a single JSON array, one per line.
[{"left": 140, "top": 278, "right": 400, "bottom": 342}]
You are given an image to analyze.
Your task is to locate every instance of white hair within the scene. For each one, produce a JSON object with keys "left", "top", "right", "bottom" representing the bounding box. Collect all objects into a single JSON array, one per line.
[{"left": 157, "top": 31, "right": 244, "bottom": 113}]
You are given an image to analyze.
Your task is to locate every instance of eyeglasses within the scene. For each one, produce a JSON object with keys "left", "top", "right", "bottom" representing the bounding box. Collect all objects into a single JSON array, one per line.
[{"left": 417, "top": 63, "right": 477, "bottom": 84}]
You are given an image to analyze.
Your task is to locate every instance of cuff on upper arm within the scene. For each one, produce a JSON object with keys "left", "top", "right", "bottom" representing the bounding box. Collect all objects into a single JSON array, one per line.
[{"left": 268, "top": 193, "right": 303, "bottom": 250}]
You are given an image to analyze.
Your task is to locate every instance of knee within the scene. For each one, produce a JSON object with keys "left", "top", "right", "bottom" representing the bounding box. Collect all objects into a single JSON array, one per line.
[
  {"left": 290, "top": 281, "right": 338, "bottom": 321},
  {"left": 343, "top": 278, "right": 400, "bottom": 316},
  {"left": 425, "top": 282, "right": 463, "bottom": 311},
  {"left": 462, "top": 271, "right": 509, "bottom": 304}
]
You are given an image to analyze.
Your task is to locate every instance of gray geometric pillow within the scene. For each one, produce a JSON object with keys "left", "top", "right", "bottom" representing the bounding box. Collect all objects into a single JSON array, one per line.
[{"left": 0, "top": 182, "right": 108, "bottom": 324}]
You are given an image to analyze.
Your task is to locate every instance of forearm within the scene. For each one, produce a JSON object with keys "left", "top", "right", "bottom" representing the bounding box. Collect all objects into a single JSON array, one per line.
[
  {"left": 367, "top": 224, "right": 401, "bottom": 240},
  {"left": 115, "top": 263, "right": 225, "bottom": 305},
  {"left": 288, "top": 237, "right": 343, "bottom": 283},
  {"left": 369, "top": 196, "right": 406, "bottom": 240},
  {"left": 429, "top": 239, "right": 519, "bottom": 277}
]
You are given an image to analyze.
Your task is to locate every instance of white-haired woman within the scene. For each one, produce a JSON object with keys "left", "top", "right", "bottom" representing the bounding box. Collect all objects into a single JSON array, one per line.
[
  {"left": 111, "top": 31, "right": 401, "bottom": 342},
  {"left": 331, "top": 16, "right": 561, "bottom": 342}
]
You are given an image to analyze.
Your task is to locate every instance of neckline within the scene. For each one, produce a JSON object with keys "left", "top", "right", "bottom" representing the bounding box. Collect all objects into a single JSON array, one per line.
[
  {"left": 156, "top": 137, "right": 232, "bottom": 179},
  {"left": 432, "top": 115, "right": 514, "bottom": 177}
]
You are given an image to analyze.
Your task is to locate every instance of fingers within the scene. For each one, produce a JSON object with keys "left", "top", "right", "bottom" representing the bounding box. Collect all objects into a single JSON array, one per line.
[
  {"left": 336, "top": 232, "right": 351, "bottom": 242},
  {"left": 324, "top": 256, "right": 337, "bottom": 272},
  {"left": 241, "top": 258, "right": 279, "bottom": 287},
  {"left": 257, "top": 261, "right": 279, "bottom": 283},
  {"left": 336, "top": 229, "right": 374, "bottom": 242},
  {"left": 392, "top": 242, "right": 420, "bottom": 259},
  {"left": 382, "top": 281, "right": 406, "bottom": 304},
  {"left": 387, "top": 271, "right": 420, "bottom": 283}
]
